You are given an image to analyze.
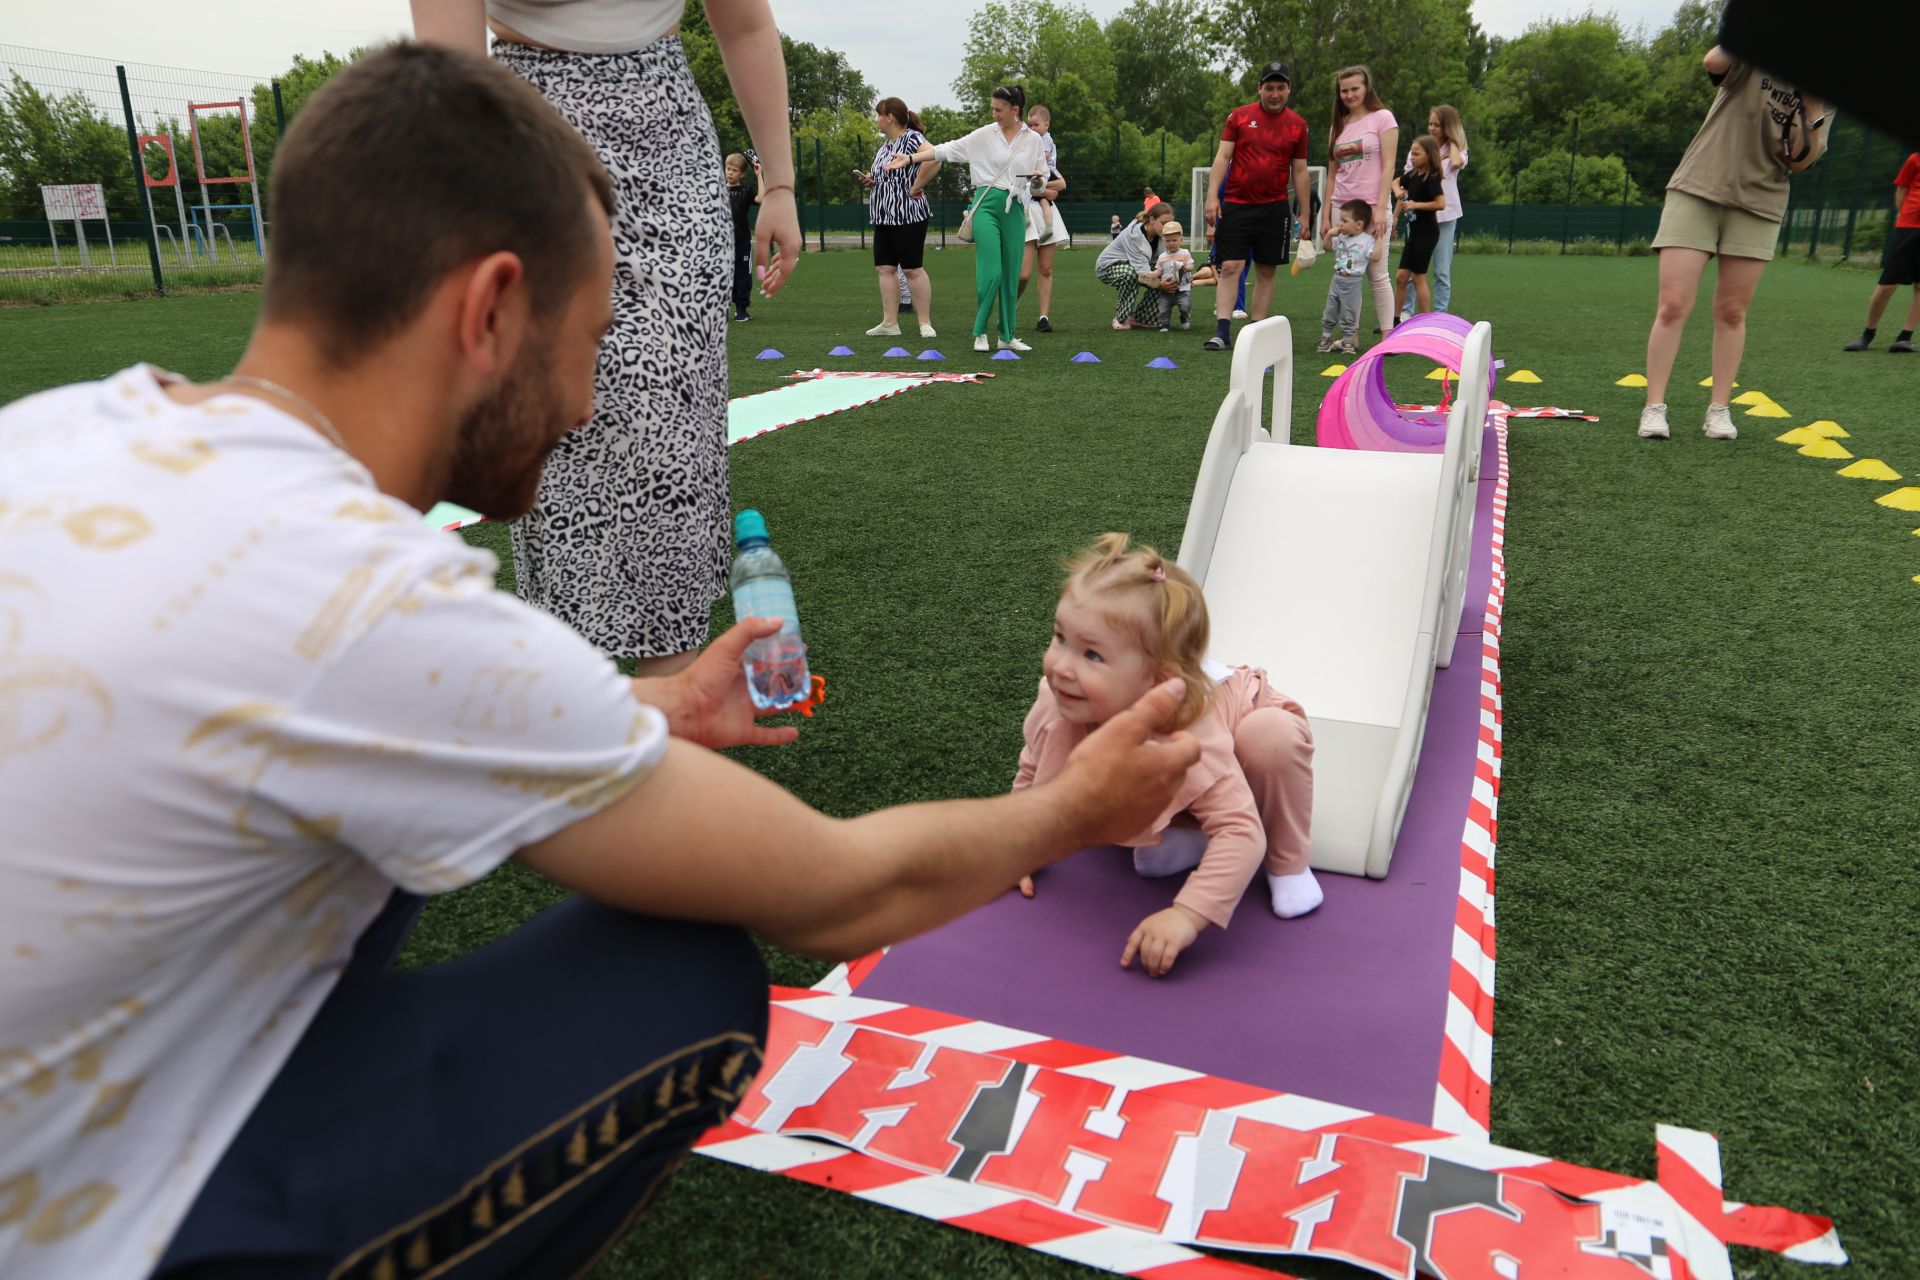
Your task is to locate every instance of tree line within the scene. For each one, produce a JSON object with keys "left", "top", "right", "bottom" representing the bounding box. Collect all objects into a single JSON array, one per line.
[
  {"left": 685, "top": 0, "right": 1733, "bottom": 209},
  {"left": 0, "top": 1, "right": 1745, "bottom": 224}
]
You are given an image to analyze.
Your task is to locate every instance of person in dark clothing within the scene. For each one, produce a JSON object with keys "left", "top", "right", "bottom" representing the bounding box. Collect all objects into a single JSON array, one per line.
[
  {"left": 724, "top": 152, "right": 756, "bottom": 321},
  {"left": 1389, "top": 135, "right": 1445, "bottom": 321}
]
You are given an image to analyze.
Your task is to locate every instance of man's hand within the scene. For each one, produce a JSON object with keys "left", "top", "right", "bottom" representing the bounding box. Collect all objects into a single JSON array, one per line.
[
  {"left": 1122, "top": 904, "right": 1206, "bottom": 977},
  {"left": 1205, "top": 195, "right": 1222, "bottom": 229},
  {"left": 1051, "top": 678, "right": 1198, "bottom": 848},
  {"left": 632, "top": 617, "right": 801, "bottom": 749}
]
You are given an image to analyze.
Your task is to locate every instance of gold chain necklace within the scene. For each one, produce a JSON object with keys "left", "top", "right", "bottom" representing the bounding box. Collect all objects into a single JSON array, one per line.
[{"left": 222, "top": 375, "right": 349, "bottom": 454}]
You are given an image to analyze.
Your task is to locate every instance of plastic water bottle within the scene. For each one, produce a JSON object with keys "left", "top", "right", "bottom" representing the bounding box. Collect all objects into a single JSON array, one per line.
[{"left": 730, "top": 509, "right": 810, "bottom": 711}]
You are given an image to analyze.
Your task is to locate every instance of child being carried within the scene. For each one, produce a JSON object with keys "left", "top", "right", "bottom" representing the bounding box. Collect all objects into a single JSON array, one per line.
[{"left": 1014, "top": 533, "right": 1323, "bottom": 978}]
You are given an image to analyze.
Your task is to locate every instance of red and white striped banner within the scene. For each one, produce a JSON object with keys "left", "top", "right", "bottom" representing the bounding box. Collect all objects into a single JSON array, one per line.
[{"left": 697, "top": 991, "right": 1843, "bottom": 1278}]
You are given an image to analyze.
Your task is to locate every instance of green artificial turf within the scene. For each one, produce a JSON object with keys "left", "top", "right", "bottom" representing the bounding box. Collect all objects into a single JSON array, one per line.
[{"left": 1, "top": 248, "right": 1915, "bottom": 1279}]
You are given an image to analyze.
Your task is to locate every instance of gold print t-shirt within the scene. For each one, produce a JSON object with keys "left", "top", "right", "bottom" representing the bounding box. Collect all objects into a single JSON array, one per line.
[{"left": 0, "top": 366, "right": 666, "bottom": 1280}]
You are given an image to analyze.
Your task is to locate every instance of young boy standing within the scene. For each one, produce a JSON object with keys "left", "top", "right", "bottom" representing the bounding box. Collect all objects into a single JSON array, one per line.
[
  {"left": 724, "top": 152, "right": 756, "bottom": 323},
  {"left": 1155, "top": 220, "right": 1197, "bottom": 331},
  {"left": 1319, "top": 199, "right": 1378, "bottom": 354}
]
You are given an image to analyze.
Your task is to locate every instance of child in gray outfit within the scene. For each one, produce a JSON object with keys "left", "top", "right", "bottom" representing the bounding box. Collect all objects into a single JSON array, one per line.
[
  {"left": 1319, "top": 199, "right": 1380, "bottom": 354},
  {"left": 1154, "top": 219, "right": 1196, "bottom": 331}
]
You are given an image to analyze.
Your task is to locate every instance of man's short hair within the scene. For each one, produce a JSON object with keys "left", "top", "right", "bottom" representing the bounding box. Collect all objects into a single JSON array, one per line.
[{"left": 263, "top": 42, "right": 616, "bottom": 366}]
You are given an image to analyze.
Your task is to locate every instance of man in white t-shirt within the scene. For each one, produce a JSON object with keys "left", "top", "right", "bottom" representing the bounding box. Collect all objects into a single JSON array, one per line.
[{"left": 0, "top": 45, "right": 1198, "bottom": 1280}]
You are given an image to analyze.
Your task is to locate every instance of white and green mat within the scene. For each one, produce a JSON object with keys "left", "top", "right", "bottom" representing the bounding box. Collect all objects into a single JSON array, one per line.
[{"left": 425, "top": 369, "right": 986, "bottom": 530}]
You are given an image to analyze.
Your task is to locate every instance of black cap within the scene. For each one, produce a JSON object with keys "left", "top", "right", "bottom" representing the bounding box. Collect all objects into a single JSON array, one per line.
[{"left": 1259, "top": 61, "right": 1291, "bottom": 85}]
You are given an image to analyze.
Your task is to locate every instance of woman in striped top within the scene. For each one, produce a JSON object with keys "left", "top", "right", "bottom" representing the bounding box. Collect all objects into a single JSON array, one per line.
[
  {"left": 858, "top": 97, "right": 939, "bottom": 338},
  {"left": 887, "top": 85, "right": 1047, "bottom": 353}
]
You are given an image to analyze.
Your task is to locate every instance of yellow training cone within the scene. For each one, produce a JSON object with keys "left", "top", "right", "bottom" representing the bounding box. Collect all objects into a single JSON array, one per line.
[
  {"left": 1506, "top": 370, "right": 1542, "bottom": 383},
  {"left": 1838, "top": 458, "right": 1902, "bottom": 481},
  {"left": 1802, "top": 419, "right": 1849, "bottom": 438},
  {"left": 1321, "top": 364, "right": 1347, "bottom": 377},
  {"left": 1732, "top": 390, "right": 1770, "bottom": 406},
  {"left": 1775, "top": 426, "right": 1822, "bottom": 445},
  {"left": 1745, "top": 402, "right": 1791, "bottom": 418},
  {"left": 1698, "top": 377, "right": 1738, "bottom": 387},
  {"left": 1425, "top": 367, "right": 1452, "bottom": 381},
  {"left": 1797, "top": 438, "right": 1853, "bottom": 459},
  {"left": 1876, "top": 488, "right": 1920, "bottom": 511},
  {"left": 1616, "top": 373, "right": 1648, "bottom": 387}
]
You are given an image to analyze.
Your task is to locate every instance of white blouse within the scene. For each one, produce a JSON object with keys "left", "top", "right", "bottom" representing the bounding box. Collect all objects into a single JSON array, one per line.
[{"left": 933, "top": 122, "right": 1047, "bottom": 202}]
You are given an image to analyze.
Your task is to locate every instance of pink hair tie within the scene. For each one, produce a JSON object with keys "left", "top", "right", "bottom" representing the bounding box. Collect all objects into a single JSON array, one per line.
[{"left": 1150, "top": 566, "right": 1166, "bottom": 582}]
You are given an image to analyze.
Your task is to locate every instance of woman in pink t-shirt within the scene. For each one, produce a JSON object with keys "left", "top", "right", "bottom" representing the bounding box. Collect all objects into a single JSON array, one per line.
[{"left": 1322, "top": 66, "right": 1400, "bottom": 340}]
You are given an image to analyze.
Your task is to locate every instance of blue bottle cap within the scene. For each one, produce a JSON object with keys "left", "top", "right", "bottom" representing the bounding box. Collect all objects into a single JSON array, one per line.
[{"left": 734, "top": 508, "right": 769, "bottom": 543}]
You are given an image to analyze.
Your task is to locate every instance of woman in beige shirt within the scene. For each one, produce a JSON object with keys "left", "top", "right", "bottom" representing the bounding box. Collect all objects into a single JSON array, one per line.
[{"left": 1638, "top": 46, "right": 1828, "bottom": 442}]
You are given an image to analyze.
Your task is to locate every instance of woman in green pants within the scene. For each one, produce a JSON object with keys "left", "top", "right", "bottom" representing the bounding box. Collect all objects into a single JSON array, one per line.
[{"left": 887, "top": 86, "right": 1046, "bottom": 353}]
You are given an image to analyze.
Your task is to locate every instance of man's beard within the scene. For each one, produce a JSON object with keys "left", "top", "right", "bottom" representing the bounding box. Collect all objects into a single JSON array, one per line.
[{"left": 445, "top": 340, "right": 569, "bottom": 520}]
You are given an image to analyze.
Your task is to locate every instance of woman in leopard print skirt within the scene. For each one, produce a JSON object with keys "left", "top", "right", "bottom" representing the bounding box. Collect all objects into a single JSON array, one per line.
[{"left": 413, "top": 0, "right": 800, "bottom": 672}]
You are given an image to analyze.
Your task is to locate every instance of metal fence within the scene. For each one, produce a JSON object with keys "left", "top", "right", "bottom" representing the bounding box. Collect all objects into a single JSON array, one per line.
[{"left": 0, "top": 44, "right": 280, "bottom": 304}]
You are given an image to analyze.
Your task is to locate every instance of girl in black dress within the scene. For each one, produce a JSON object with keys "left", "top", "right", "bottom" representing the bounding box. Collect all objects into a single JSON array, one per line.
[{"left": 1391, "top": 135, "right": 1447, "bottom": 322}]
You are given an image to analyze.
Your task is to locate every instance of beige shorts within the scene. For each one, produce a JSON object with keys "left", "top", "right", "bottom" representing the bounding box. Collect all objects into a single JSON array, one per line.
[{"left": 1652, "top": 188, "right": 1779, "bottom": 261}]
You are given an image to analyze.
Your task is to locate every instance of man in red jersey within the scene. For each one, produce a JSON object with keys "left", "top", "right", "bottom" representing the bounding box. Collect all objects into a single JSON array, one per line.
[
  {"left": 1202, "top": 61, "right": 1311, "bottom": 350},
  {"left": 1843, "top": 151, "right": 1920, "bottom": 353}
]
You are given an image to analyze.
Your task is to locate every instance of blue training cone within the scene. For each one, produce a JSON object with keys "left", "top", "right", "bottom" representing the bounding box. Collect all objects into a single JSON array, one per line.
[
  {"left": 828, "top": 344, "right": 855, "bottom": 356},
  {"left": 917, "top": 349, "right": 944, "bottom": 361},
  {"left": 883, "top": 346, "right": 912, "bottom": 358},
  {"left": 1146, "top": 356, "right": 1178, "bottom": 369},
  {"left": 1070, "top": 351, "right": 1101, "bottom": 363},
  {"left": 991, "top": 349, "right": 1020, "bottom": 361},
  {"left": 755, "top": 348, "right": 783, "bottom": 360}
]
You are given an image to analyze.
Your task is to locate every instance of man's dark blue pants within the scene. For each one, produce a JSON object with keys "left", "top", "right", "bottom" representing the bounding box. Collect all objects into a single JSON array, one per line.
[{"left": 157, "top": 894, "right": 768, "bottom": 1279}]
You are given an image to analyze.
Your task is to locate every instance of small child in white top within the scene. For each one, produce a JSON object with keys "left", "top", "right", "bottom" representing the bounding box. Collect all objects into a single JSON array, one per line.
[
  {"left": 1319, "top": 199, "right": 1383, "bottom": 354},
  {"left": 1154, "top": 220, "right": 1196, "bottom": 332}
]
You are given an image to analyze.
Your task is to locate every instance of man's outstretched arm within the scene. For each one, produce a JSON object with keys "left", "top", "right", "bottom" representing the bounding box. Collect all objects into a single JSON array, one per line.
[{"left": 520, "top": 680, "right": 1199, "bottom": 961}]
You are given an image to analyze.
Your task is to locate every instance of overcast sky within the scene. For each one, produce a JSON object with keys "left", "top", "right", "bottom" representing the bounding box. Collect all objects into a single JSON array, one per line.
[{"left": 6, "top": 0, "right": 1689, "bottom": 113}]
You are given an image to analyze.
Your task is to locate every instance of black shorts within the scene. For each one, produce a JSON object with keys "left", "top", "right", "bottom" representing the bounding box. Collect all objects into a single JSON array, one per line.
[
  {"left": 1400, "top": 220, "right": 1439, "bottom": 275},
  {"left": 873, "top": 219, "right": 928, "bottom": 270},
  {"left": 1214, "top": 201, "right": 1292, "bottom": 267},
  {"left": 1879, "top": 225, "right": 1920, "bottom": 286}
]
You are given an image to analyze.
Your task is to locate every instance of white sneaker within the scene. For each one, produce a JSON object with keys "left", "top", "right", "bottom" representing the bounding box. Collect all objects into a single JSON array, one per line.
[
  {"left": 1702, "top": 403, "right": 1738, "bottom": 440},
  {"left": 998, "top": 338, "right": 1033, "bottom": 352},
  {"left": 973, "top": 334, "right": 990, "bottom": 352},
  {"left": 1637, "top": 402, "right": 1670, "bottom": 440},
  {"left": 866, "top": 322, "right": 901, "bottom": 337},
  {"left": 919, "top": 323, "right": 936, "bottom": 338},
  {"left": 1232, "top": 308, "right": 1249, "bottom": 320}
]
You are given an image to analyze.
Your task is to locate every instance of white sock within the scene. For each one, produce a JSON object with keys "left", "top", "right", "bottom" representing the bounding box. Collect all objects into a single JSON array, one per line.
[{"left": 1266, "top": 868, "right": 1323, "bottom": 919}]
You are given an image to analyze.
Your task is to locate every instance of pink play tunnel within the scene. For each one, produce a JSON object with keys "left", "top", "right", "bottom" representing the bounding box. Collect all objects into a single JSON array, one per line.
[{"left": 1316, "top": 313, "right": 1498, "bottom": 452}]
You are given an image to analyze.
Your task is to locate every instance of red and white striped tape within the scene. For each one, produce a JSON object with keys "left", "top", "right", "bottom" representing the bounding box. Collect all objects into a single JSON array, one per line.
[
  {"left": 1433, "top": 416, "right": 1508, "bottom": 1139},
  {"left": 696, "top": 989, "right": 1843, "bottom": 1278}
]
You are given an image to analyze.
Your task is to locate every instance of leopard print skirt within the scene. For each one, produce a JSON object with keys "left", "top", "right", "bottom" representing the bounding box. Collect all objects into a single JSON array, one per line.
[{"left": 496, "top": 36, "right": 730, "bottom": 660}]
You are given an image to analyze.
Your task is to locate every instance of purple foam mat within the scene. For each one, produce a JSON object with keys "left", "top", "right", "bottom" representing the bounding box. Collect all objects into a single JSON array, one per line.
[{"left": 857, "top": 426, "right": 1500, "bottom": 1125}]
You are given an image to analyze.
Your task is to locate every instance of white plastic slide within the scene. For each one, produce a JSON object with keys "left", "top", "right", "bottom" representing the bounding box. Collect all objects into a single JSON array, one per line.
[{"left": 1176, "top": 316, "right": 1493, "bottom": 878}]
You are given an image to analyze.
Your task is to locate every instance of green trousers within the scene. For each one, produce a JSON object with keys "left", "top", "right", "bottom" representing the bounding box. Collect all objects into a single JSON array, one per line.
[{"left": 968, "top": 190, "right": 1027, "bottom": 342}]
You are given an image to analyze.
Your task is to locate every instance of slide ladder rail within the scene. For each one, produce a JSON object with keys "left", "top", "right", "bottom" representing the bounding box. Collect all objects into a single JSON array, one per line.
[{"left": 1432, "top": 322, "right": 1494, "bottom": 670}]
